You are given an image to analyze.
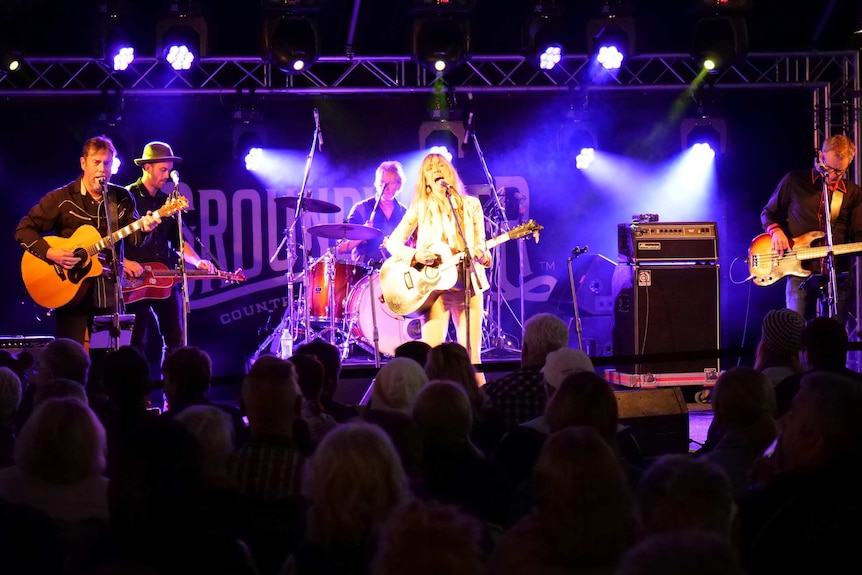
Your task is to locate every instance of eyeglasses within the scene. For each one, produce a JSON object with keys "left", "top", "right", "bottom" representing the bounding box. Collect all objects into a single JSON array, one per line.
[{"left": 822, "top": 164, "right": 847, "bottom": 176}]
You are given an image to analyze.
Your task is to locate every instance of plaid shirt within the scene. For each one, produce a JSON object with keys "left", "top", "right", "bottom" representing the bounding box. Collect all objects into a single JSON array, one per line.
[
  {"left": 227, "top": 434, "right": 305, "bottom": 500},
  {"left": 482, "top": 367, "right": 547, "bottom": 430}
]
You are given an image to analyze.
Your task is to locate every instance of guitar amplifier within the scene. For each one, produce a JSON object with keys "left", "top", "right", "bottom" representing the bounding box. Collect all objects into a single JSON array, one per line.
[
  {"left": 618, "top": 222, "right": 718, "bottom": 263},
  {"left": 0, "top": 335, "right": 54, "bottom": 381}
]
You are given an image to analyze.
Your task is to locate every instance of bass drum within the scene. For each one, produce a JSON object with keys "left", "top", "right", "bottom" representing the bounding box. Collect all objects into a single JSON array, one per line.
[{"left": 346, "top": 274, "right": 424, "bottom": 357}]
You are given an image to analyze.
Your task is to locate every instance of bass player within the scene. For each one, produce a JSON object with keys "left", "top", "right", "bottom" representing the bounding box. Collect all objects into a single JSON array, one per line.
[
  {"left": 761, "top": 134, "right": 862, "bottom": 322},
  {"left": 123, "top": 141, "right": 214, "bottom": 367}
]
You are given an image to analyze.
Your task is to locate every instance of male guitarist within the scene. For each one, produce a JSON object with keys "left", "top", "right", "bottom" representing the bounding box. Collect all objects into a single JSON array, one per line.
[
  {"left": 384, "top": 152, "right": 491, "bottom": 373},
  {"left": 123, "top": 141, "right": 215, "bottom": 368},
  {"left": 761, "top": 134, "right": 862, "bottom": 322},
  {"left": 15, "top": 135, "right": 162, "bottom": 345}
]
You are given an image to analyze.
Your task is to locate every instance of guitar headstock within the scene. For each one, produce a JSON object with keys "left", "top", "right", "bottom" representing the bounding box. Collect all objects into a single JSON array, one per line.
[
  {"left": 508, "top": 220, "right": 544, "bottom": 242},
  {"left": 158, "top": 194, "right": 190, "bottom": 218},
  {"left": 229, "top": 268, "right": 247, "bottom": 283}
]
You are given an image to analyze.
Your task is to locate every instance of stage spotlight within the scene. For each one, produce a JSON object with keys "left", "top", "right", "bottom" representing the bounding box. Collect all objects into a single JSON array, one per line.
[
  {"left": 524, "top": 1, "right": 567, "bottom": 71},
  {"left": 156, "top": 14, "right": 207, "bottom": 70},
  {"left": 586, "top": 10, "right": 636, "bottom": 70},
  {"left": 681, "top": 117, "right": 727, "bottom": 154},
  {"left": 412, "top": 15, "right": 470, "bottom": 74},
  {"left": 558, "top": 120, "right": 597, "bottom": 169},
  {"left": 691, "top": 15, "right": 747, "bottom": 72},
  {"left": 265, "top": 15, "right": 320, "bottom": 73},
  {"left": 0, "top": 50, "right": 22, "bottom": 73},
  {"left": 419, "top": 120, "right": 466, "bottom": 158},
  {"left": 232, "top": 107, "right": 266, "bottom": 161}
]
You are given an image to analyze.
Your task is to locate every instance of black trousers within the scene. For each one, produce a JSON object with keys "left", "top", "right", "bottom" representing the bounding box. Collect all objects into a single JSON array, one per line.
[{"left": 125, "top": 284, "right": 184, "bottom": 360}]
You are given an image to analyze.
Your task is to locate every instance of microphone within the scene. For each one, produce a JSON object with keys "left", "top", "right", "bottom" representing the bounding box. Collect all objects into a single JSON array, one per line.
[
  {"left": 170, "top": 170, "right": 180, "bottom": 185},
  {"left": 572, "top": 245, "right": 589, "bottom": 256},
  {"left": 814, "top": 158, "right": 829, "bottom": 176},
  {"left": 96, "top": 177, "right": 106, "bottom": 192},
  {"left": 314, "top": 108, "right": 323, "bottom": 152},
  {"left": 435, "top": 177, "right": 454, "bottom": 191}
]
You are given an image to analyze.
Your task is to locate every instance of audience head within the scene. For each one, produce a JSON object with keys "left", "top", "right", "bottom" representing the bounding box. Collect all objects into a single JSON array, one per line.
[
  {"left": 800, "top": 316, "right": 849, "bottom": 369},
  {"left": 32, "top": 378, "right": 88, "bottom": 409},
  {"left": 424, "top": 342, "right": 483, "bottom": 413},
  {"left": 614, "top": 531, "right": 744, "bottom": 575},
  {"left": 241, "top": 355, "right": 300, "bottom": 434},
  {"left": 412, "top": 380, "right": 474, "bottom": 448},
  {"left": 175, "top": 404, "right": 235, "bottom": 486},
  {"left": 521, "top": 313, "right": 569, "bottom": 368},
  {"left": 755, "top": 308, "right": 805, "bottom": 369},
  {"left": 289, "top": 353, "right": 325, "bottom": 401},
  {"left": 303, "top": 422, "right": 407, "bottom": 546},
  {"left": 544, "top": 371, "right": 619, "bottom": 441},
  {"left": 371, "top": 499, "right": 487, "bottom": 575},
  {"left": 0, "top": 349, "right": 32, "bottom": 384},
  {"left": 101, "top": 345, "right": 152, "bottom": 412},
  {"left": 161, "top": 346, "right": 212, "bottom": 405},
  {"left": 776, "top": 371, "right": 862, "bottom": 472},
  {"left": 34, "top": 338, "right": 90, "bottom": 385},
  {"left": 0, "top": 367, "right": 22, "bottom": 424},
  {"left": 294, "top": 340, "right": 342, "bottom": 398},
  {"left": 394, "top": 340, "right": 432, "bottom": 367},
  {"left": 15, "top": 397, "right": 106, "bottom": 483},
  {"left": 371, "top": 357, "right": 429, "bottom": 414},
  {"left": 635, "top": 454, "right": 735, "bottom": 536},
  {"left": 541, "top": 347, "right": 595, "bottom": 392},
  {"left": 533, "top": 425, "right": 635, "bottom": 566},
  {"left": 711, "top": 366, "right": 777, "bottom": 450}
]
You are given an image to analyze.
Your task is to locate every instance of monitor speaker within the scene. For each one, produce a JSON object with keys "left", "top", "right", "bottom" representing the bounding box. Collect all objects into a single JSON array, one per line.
[
  {"left": 615, "top": 387, "right": 690, "bottom": 458},
  {"left": 612, "top": 264, "right": 719, "bottom": 373}
]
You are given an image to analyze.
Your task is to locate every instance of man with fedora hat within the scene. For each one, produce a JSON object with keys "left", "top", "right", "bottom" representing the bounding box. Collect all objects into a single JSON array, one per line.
[
  {"left": 15, "top": 135, "right": 162, "bottom": 346},
  {"left": 124, "top": 141, "right": 214, "bottom": 370}
]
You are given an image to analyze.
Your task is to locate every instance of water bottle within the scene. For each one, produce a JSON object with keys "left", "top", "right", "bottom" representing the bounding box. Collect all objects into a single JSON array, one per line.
[{"left": 279, "top": 327, "right": 293, "bottom": 360}]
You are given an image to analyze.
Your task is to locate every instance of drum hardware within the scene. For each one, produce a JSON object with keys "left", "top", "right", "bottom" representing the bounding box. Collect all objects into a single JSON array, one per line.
[{"left": 273, "top": 196, "right": 341, "bottom": 214}]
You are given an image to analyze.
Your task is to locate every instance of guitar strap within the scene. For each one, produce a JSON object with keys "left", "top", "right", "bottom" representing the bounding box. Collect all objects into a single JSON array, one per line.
[{"left": 830, "top": 190, "right": 844, "bottom": 224}]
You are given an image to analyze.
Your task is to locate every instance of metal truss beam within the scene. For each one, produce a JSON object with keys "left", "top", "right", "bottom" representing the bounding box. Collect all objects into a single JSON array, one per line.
[{"left": 0, "top": 52, "right": 856, "bottom": 97}]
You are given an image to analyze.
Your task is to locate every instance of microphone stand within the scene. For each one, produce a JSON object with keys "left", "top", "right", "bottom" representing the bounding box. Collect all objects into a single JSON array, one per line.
[
  {"left": 101, "top": 178, "right": 123, "bottom": 351},
  {"left": 567, "top": 246, "right": 589, "bottom": 352},
  {"left": 173, "top": 178, "right": 190, "bottom": 347},
  {"left": 294, "top": 109, "right": 324, "bottom": 347},
  {"left": 819, "top": 174, "right": 839, "bottom": 318},
  {"left": 444, "top": 185, "right": 481, "bottom": 362},
  {"left": 468, "top": 114, "right": 522, "bottom": 355}
]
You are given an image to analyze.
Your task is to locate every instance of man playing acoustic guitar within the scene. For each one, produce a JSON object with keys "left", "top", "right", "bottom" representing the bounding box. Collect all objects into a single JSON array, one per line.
[
  {"left": 760, "top": 134, "right": 862, "bottom": 322},
  {"left": 15, "top": 136, "right": 163, "bottom": 345}
]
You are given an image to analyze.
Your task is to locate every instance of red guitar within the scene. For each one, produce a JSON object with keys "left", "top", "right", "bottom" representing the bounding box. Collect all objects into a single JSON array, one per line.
[{"left": 122, "top": 262, "right": 246, "bottom": 303}]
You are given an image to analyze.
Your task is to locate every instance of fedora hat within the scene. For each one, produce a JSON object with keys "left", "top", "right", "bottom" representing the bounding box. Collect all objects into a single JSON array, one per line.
[{"left": 134, "top": 141, "right": 182, "bottom": 166}]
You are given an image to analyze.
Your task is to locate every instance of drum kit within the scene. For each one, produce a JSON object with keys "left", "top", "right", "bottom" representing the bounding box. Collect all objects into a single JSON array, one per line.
[{"left": 255, "top": 196, "right": 422, "bottom": 362}]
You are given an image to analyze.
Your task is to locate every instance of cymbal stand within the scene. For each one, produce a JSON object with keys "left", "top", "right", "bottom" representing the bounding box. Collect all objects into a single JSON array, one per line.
[{"left": 468, "top": 110, "right": 522, "bottom": 354}]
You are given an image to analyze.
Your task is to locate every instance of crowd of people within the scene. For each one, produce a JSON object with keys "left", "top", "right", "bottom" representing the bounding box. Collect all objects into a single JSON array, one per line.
[{"left": 0, "top": 308, "right": 858, "bottom": 574}]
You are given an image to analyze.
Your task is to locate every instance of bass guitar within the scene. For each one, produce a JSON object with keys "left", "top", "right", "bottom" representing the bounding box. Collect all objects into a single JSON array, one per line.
[
  {"left": 122, "top": 262, "right": 247, "bottom": 303},
  {"left": 748, "top": 230, "right": 862, "bottom": 286},
  {"left": 21, "top": 196, "right": 189, "bottom": 309},
  {"left": 379, "top": 220, "right": 543, "bottom": 317}
]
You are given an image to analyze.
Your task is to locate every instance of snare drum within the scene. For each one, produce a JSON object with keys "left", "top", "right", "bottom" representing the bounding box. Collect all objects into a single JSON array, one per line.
[
  {"left": 345, "top": 274, "right": 424, "bottom": 356},
  {"left": 309, "top": 256, "right": 365, "bottom": 322}
]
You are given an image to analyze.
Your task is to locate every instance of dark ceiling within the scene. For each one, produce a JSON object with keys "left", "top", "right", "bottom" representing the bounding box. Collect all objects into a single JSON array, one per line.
[{"left": 1, "top": 0, "right": 859, "bottom": 59}]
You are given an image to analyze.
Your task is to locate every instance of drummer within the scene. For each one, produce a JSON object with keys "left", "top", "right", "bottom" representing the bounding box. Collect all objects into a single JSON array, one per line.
[{"left": 336, "top": 161, "right": 408, "bottom": 266}]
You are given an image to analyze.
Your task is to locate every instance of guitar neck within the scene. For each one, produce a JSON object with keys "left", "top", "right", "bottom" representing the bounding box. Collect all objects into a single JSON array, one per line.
[
  {"left": 797, "top": 241, "right": 862, "bottom": 261},
  {"left": 150, "top": 269, "right": 241, "bottom": 281},
  {"left": 88, "top": 218, "right": 149, "bottom": 258}
]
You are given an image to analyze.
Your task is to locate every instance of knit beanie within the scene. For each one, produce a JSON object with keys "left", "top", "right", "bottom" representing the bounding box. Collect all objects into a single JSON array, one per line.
[{"left": 761, "top": 308, "right": 805, "bottom": 356}]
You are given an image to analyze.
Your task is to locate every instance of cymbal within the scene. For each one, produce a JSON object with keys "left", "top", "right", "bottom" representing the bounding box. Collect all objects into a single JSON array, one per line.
[
  {"left": 307, "top": 223, "right": 383, "bottom": 241},
  {"left": 274, "top": 196, "right": 341, "bottom": 214}
]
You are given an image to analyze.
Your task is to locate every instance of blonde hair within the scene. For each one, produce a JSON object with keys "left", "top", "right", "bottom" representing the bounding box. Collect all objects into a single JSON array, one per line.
[
  {"left": 303, "top": 422, "right": 407, "bottom": 546},
  {"left": 14, "top": 397, "right": 106, "bottom": 483},
  {"left": 175, "top": 405, "right": 235, "bottom": 484},
  {"left": 823, "top": 134, "right": 856, "bottom": 159}
]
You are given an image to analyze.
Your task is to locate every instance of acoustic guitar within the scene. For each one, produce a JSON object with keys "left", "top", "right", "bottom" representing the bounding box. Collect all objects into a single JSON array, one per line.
[
  {"left": 379, "top": 220, "right": 543, "bottom": 317},
  {"left": 747, "top": 230, "right": 862, "bottom": 286},
  {"left": 21, "top": 196, "right": 189, "bottom": 309},
  {"left": 122, "top": 262, "right": 246, "bottom": 303}
]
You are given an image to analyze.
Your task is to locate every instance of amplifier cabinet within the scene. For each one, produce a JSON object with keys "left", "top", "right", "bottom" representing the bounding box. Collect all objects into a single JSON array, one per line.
[
  {"left": 618, "top": 222, "right": 718, "bottom": 263},
  {"left": 612, "top": 264, "right": 720, "bottom": 374}
]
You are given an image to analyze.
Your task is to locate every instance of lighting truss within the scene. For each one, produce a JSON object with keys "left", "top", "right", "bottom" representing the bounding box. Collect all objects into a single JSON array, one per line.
[{"left": 0, "top": 52, "right": 856, "bottom": 96}]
